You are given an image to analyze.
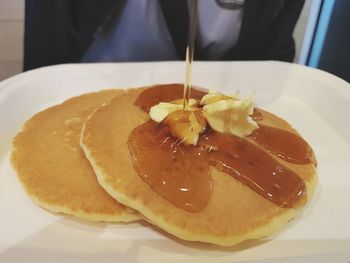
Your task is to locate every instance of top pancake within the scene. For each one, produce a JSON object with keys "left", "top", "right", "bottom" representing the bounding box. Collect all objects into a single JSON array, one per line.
[
  {"left": 12, "top": 90, "right": 140, "bottom": 222},
  {"left": 80, "top": 86, "right": 317, "bottom": 246}
]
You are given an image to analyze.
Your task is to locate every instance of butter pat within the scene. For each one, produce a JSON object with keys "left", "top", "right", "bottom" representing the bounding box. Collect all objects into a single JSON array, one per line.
[
  {"left": 149, "top": 91, "right": 258, "bottom": 145},
  {"left": 200, "top": 89, "right": 238, "bottom": 105},
  {"left": 201, "top": 91, "right": 258, "bottom": 138},
  {"left": 150, "top": 99, "right": 197, "bottom": 123},
  {"left": 150, "top": 99, "right": 206, "bottom": 145},
  {"left": 164, "top": 110, "right": 206, "bottom": 145}
]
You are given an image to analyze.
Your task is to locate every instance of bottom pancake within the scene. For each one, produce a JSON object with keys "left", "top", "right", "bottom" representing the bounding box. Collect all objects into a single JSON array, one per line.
[
  {"left": 12, "top": 90, "right": 140, "bottom": 222},
  {"left": 81, "top": 87, "right": 317, "bottom": 246}
]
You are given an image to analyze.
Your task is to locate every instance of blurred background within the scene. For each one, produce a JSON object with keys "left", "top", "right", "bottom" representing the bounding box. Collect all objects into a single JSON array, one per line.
[
  {"left": 0, "top": 0, "right": 23, "bottom": 81},
  {"left": 0, "top": 0, "right": 349, "bottom": 82}
]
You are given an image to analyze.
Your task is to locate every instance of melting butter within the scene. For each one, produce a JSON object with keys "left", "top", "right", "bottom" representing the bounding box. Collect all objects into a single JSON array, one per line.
[
  {"left": 149, "top": 91, "right": 258, "bottom": 145},
  {"left": 149, "top": 99, "right": 197, "bottom": 123},
  {"left": 201, "top": 91, "right": 258, "bottom": 138},
  {"left": 164, "top": 110, "right": 206, "bottom": 145}
]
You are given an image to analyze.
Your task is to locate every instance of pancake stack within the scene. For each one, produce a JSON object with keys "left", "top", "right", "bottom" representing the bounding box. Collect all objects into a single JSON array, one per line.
[
  {"left": 12, "top": 90, "right": 139, "bottom": 222},
  {"left": 11, "top": 85, "right": 317, "bottom": 246}
]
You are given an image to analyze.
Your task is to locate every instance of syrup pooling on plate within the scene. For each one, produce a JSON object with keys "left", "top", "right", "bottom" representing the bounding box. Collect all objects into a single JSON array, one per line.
[{"left": 129, "top": 84, "right": 313, "bottom": 211}]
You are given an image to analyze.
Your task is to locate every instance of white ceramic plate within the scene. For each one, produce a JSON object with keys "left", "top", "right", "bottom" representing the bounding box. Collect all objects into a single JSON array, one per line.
[{"left": 1, "top": 61, "right": 350, "bottom": 263}]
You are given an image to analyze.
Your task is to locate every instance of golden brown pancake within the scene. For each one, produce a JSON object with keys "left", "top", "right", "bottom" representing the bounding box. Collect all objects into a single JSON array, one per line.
[
  {"left": 81, "top": 87, "right": 317, "bottom": 246},
  {"left": 12, "top": 90, "right": 140, "bottom": 222}
]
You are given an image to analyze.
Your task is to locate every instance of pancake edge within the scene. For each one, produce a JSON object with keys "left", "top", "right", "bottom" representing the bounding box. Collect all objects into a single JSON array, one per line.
[
  {"left": 10, "top": 89, "right": 142, "bottom": 223},
  {"left": 80, "top": 118, "right": 317, "bottom": 246}
]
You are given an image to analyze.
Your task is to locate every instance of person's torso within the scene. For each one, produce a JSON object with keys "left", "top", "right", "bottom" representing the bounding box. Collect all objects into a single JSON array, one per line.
[{"left": 83, "top": 0, "right": 244, "bottom": 62}]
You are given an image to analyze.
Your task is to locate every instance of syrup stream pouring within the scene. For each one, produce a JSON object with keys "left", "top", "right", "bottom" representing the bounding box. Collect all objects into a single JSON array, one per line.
[{"left": 183, "top": 0, "right": 198, "bottom": 111}]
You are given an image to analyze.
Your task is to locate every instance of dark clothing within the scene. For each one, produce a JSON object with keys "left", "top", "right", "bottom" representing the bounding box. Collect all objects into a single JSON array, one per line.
[{"left": 24, "top": 0, "right": 305, "bottom": 71}]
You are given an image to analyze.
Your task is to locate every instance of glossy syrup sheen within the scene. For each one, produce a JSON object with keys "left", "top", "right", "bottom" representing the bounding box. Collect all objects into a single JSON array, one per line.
[
  {"left": 250, "top": 124, "right": 315, "bottom": 165},
  {"left": 128, "top": 121, "right": 212, "bottom": 212},
  {"left": 129, "top": 84, "right": 313, "bottom": 212}
]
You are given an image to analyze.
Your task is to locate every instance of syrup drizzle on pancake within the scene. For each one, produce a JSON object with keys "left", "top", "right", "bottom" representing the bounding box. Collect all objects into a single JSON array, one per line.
[
  {"left": 249, "top": 124, "right": 315, "bottom": 165},
  {"left": 130, "top": 84, "right": 313, "bottom": 212}
]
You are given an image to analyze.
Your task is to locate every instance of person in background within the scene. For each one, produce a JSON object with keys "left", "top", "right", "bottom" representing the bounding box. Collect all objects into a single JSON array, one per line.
[{"left": 24, "top": 0, "right": 305, "bottom": 71}]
